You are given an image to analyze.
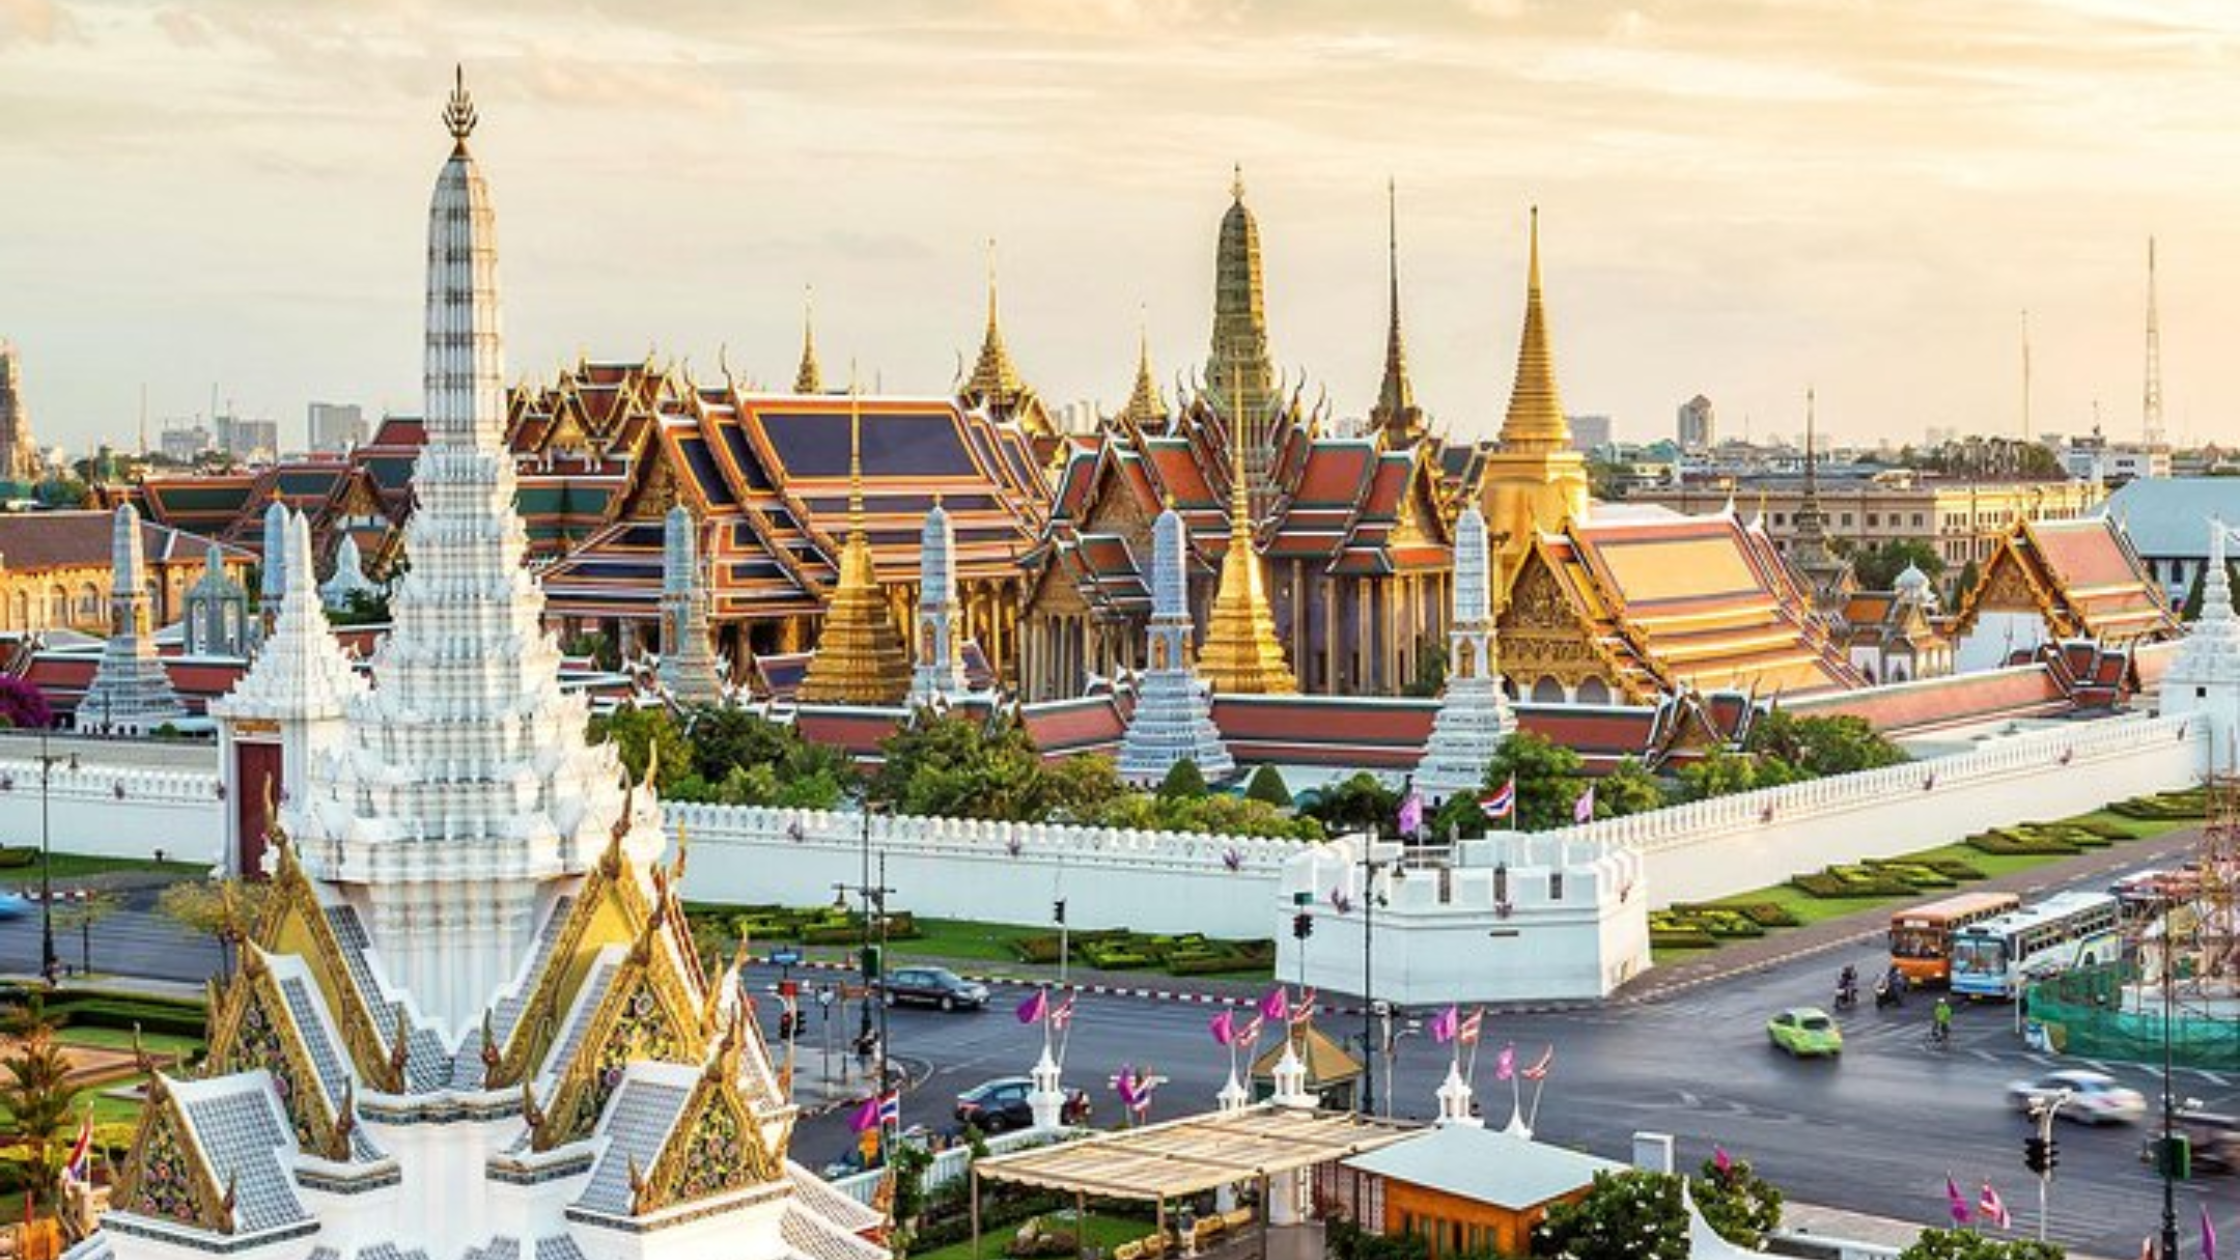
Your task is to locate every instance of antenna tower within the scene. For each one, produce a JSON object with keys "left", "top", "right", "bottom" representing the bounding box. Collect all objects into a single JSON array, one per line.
[{"left": 2144, "top": 237, "right": 2166, "bottom": 448}]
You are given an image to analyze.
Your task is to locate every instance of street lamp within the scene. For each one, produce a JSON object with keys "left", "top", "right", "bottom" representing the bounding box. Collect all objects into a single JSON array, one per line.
[
  {"left": 830, "top": 798, "right": 895, "bottom": 1099},
  {"left": 36, "top": 727, "right": 63, "bottom": 986},
  {"left": 2156, "top": 901, "right": 2179, "bottom": 1260},
  {"left": 1358, "top": 848, "right": 1393, "bottom": 1118}
]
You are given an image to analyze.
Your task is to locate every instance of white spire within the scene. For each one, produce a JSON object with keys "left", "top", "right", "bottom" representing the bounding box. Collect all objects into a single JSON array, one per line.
[
  {"left": 1415, "top": 502, "right": 1516, "bottom": 803},
  {"left": 77, "top": 504, "right": 186, "bottom": 735},
  {"left": 656, "top": 500, "right": 725, "bottom": 704},
  {"left": 1118, "top": 500, "right": 1234, "bottom": 782},
  {"left": 318, "top": 533, "right": 380, "bottom": 611},
  {"left": 261, "top": 497, "right": 289, "bottom": 604},
  {"left": 216, "top": 511, "right": 365, "bottom": 723},
  {"left": 2165, "top": 518, "right": 2240, "bottom": 770},
  {"left": 283, "top": 76, "right": 664, "bottom": 1041},
  {"left": 908, "top": 496, "right": 971, "bottom": 707}
]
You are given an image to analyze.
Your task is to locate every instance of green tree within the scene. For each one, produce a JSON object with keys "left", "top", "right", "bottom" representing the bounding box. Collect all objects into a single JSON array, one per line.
[
  {"left": 1157, "top": 759, "right": 1209, "bottom": 800},
  {"left": 1692, "top": 1155, "right": 1784, "bottom": 1248},
  {"left": 1302, "top": 772, "right": 1398, "bottom": 835},
  {"left": 871, "top": 711, "right": 1049, "bottom": 821},
  {"left": 1244, "top": 764, "right": 1293, "bottom": 808},
  {"left": 1083, "top": 790, "right": 1322, "bottom": 840},
  {"left": 587, "top": 704, "right": 692, "bottom": 793},
  {"left": 1402, "top": 643, "right": 1448, "bottom": 699},
  {"left": 666, "top": 706, "right": 855, "bottom": 807},
  {"left": 1845, "top": 538, "right": 1946, "bottom": 590},
  {"left": 1039, "top": 754, "right": 1127, "bottom": 821},
  {"left": 1898, "top": 1228, "right": 2064, "bottom": 1260},
  {"left": 328, "top": 588, "right": 392, "bottom": 626},
  {"left": 1531, "top": 1170, "right": 1688, "bottom": 1260},
  {"left": 157, "top": 877, "right": 269, "bottom": 981},
  {"left": 1673, "top": 746, "right": 1775, "bottom": 802},
  {"left": 1746, "top": 711, "right": 1907, "bottom": 776},
  {"left": 53, "top": 890, "right": 122, "bottom": 976},
  {"left": 0, "top": 1009, "right": 80, "bottom": 1214},
  {"left": 1485, "top": 731, "right": 1589, "bottom": 832},
  {"left": 1597, "top": 757, "right": 1669, "bottom": 818}
]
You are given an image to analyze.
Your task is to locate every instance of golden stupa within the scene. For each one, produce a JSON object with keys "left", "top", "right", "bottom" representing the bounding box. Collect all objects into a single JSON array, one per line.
[
  {"left": 797, "top": 385, "right": 911, "bottom": 704},
  {"left": 1196, "top": 377, "right": 1298, "bottom": 695}
]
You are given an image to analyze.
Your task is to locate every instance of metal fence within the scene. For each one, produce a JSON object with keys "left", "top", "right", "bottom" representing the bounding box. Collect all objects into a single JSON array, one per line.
[
  {"left": 827, "top": 1125, "right": 1089, "bottom": 1206},
  {"left": 2026, "top": 963, "right": 2240, "bottom": 1071}
]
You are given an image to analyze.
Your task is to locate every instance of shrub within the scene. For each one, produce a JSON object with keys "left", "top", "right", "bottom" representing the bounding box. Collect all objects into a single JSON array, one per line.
[
  {"left": 0, "top": 847, "right": 37, "bottom": 869},
  {"left": 1673, "top": 902, "right": 1798, "bottom": 928},
  {"left": 1650, "top": 928, "right": 1718, "bottom": 950},
  {"left": 1243, "top": 765, "right": 1292, "bottom": 808}
]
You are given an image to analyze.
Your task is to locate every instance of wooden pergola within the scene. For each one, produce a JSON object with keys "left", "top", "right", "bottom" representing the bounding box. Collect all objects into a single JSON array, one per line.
[{"left": 968, "top": 1106, "right": 1420, "bottom": 1259}]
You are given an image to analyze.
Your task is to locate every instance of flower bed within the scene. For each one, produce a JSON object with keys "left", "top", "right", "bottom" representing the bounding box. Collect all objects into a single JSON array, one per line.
[{"left": 1012, "top": 930, "right": 1273, "bottom": 975}]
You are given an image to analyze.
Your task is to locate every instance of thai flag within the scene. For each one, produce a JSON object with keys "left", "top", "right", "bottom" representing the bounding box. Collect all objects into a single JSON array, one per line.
[
  {"left": 60, "top": 1111, "right": 91, "bottom": 1185},
  {"left": 1237, "top": 1014, "right": 1265, "bottom": 1047},
  {"left": 877, "top": 1089, "right": 901, "bottom": 1130},
  {"left": 1458, "top": 1009, "right": 1484, "bottom": 1046},
  {"left": 1289, "top": 988, "right": 1317, "bottom": 1025},
  {"left": 1978, "top": 1182, "right": 2012, "bottom": 1231},
  {"left": 1050, "top": 996, "right": 1077, "bottom": 1032},
  {"left": 1479, "top": 778, "right": 1516, "bottom": 820},
  {"left": 1520, "top": 1045, "right": 1553, "bottom": 1080}
]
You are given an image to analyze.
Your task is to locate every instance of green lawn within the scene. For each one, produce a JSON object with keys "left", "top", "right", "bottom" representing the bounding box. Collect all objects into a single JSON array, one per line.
[
  {"left": 913, "top": 1211, "right": 1153, "bottom": 1260},
  {"left": 55, "top": 1025, "right": 203, "bottom": 1057},
  {"left": 901, "top": 919, "right": 1051, "bottom": 965},
  {"left": 0, "top": 853, "right": 205, "bottom": 881}
]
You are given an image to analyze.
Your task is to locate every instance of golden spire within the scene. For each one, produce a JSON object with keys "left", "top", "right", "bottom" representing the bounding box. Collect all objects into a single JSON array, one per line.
[
  {"left": 1497, "top": 206, "right": 1571, "bottom": 452},
  {"left": 1371, "top": 177, "right": 1421, "bottom": 442},
  {"left": 1196, "top": 365, "right": 1298, "bottom": 695},
  {"left": 799, "top": 369, "right": 910, "bottom": 704},
  {"left": 794, "top": 286, "right": 823, "bottom": 394},
  {"left": 1118, "top": 312, "right": 1167, "bottom": 431},
  {"left": 965, "top": 238, "right": 1027, "bottom": 405}
]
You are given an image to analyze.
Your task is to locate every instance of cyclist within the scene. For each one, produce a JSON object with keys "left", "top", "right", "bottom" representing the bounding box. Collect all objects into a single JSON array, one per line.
[{"left": 1931, "top": 996, "right": 1954, "bottom": 1046}]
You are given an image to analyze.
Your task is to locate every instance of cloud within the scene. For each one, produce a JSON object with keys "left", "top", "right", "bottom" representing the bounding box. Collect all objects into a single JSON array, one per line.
[{"left": 0, "top": 0, "right": 67, "bottom": 46}]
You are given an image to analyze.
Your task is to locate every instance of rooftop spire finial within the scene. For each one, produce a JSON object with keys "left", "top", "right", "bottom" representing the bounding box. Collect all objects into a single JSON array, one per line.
[
  {"left": 1527, "top": 204, "right": 1542, "bottom": 294},
  {"left": 1231, "top": 162, "right": 1245, "bottom": 202},
  {"left": 795, "top": 285, "right": 822, "bottom": 394},
  {"left": 1373, "top": 177, "right": 1418, "bottom": 437},
  {"left": 985, "top": 237, "right": 1000, "bottom": 331},
  {"left": 443, "top": 65, "right": 477, "bottom": 146},
  {"left": 848, "top": 363, "right": 864, "bottom": 528}
]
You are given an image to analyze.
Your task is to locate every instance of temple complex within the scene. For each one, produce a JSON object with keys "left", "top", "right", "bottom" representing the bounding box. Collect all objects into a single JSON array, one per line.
[
  {"left": 78, "top": 74, "right": 884, "bottom": 1260},
  {"left": 908, "top": 496, "right": 973, "bottom": 708},
  {"left": 1947, "top": 514, "right": 2181, "bottom": 671},
  {"left": 76, "top": 504, "right": 188, "bottom": 734},
  {"left": 1207, "top": 167, "right": 1282, "bottom": 513},
  {"left": 0, "top": 339, "right": 42, "bottom": 484},
  {"left": 1196, "top": 420, "right": 1298, "bottom": 694}
]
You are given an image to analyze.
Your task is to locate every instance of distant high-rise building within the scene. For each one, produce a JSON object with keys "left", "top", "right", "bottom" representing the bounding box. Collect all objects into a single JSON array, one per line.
[
  {"left": 159, "top": 422, "right": 213, "bottom": 463},
  {"left": 1568, "top": 413, "right": 1612, "bottom": 453},
  {"left": 308, "top": 401, "right": 366, "bottom": 452},
  {"left": 1676, "top": 394, "right": 1715, "bottom": 452},
  {"left": 0, "top": 340, "right": 43, "bottom": 483},
  {"left": 214, "top": 412, "right": 280, "bottom": 461}
]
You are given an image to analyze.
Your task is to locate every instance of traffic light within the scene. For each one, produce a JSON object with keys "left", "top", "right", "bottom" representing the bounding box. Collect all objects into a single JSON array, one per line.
[
  {"left": 1053, "top": 899, "right": 1067, "bottom": 926},
  {"left": 2023, "top": 1135, "right": 2058, "bottom": 1176},
  {"left": 2152, "top": 1135, "right": 2192, "bottom": 1180},
  {"left": 860, "top": 944, "right": 883, "bottom": 979},
  {"left": 1292, "top": 912, "right": 1314, "bottom": 940},
  {"left": 777, "top": 1010, "right": 797, "bottom": 1041}
]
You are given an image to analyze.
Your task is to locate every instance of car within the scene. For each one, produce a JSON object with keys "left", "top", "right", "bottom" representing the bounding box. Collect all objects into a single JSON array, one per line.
[
  {"left": 2155, "top": 1109, "right": 2240, "bottom": 1173},
  {"left": 882, "top": 966, "right": 990, "bottom": 1012},
  {"left": 954, "top": 1077, "right": 1092, "bottom": 1133},
  {"left": 0, "top": 892, "right": 31, "bottom": 921},
  {"left": 1766, "top": 1007, "right": 1844, "bottom": 1057},
  {"left": 2006, "top": 1070, "right": 2148, "bottom": 1125}
]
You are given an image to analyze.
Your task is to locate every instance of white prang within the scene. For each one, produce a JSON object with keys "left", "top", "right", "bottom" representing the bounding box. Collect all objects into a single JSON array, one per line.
[
  {"left": 1415, "top": 503, "right": 1516, "bottom": 803},
  {"left": 77, "top": 503, "right": 187, "bottom": 735},
  {"left": 284, "top": 112, "right": 663, "bottom": 1042},
  {"left": 2165, "top": 517, "right": 2240, "bottom": 767},
  {"left": 1117, "top": 502, "right": 1234, "bottom": 782},
  {"left": 319, "top": 532, "right": 382, "bottom": 611},
  {"left": 908, "top": 497, "right": 972, "bottom": 707},
  {"left": 656, "top": 501, "right": 727, "bottom": 704}
]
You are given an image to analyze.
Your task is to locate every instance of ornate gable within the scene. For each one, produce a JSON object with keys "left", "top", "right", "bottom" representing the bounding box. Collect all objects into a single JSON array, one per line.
[
  {"left": 1498, "top": 539, "right": 1658, "bottom": 702},
  {"left": 631, "top": 1024, "right": 785, "bottom": 1215},
  {"left": 250, "top": 840, "right": 406, "bottom": 1093},
  {"left": 113, "top": 1077, "right": 235, "bottom": 1236},
  {"left": 205, "top": 950, "right": 349, "bottom": 1160},
  {"left": 1949, "top": 532, "right": 2065, "bottom": 641}
]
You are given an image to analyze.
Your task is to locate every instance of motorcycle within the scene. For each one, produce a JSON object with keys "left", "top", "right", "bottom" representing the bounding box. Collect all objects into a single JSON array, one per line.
[
  {"left": 1874, "top": 976, "right": 1905, "bottom": 1009},
  {"left": 1834, "top": 983, "right": 1859, "bottom": 1011}
]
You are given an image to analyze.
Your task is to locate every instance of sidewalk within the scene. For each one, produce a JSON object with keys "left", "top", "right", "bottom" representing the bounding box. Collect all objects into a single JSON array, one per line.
[{"left": 1615, "top": 825, "right": 2204, "bottom": 1005}]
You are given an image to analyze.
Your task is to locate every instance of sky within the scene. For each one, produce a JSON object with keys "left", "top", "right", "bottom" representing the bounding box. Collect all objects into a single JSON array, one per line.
[{"left": 4, "top": 0, "right": 2240, "bottom": 456}]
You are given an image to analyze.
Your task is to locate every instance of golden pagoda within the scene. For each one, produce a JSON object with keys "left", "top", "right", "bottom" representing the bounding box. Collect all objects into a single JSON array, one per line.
[
  {"left": 1117, "top": 321, "right": 1167, "bottom": 433},
  {"left": 1477, "top": 207, "right": 1590, "bottom": 566},
  {"left": 1195, "top": 378, "right": 1298, "bottom": 694},
  {"left": 797, "top": 386, "right": 911, "bottom": 704},
  {"left": 966, "top": 240, "right": 1027, "bottom": 405},
  {"left": 794, "top": 286, "right": 823, "bottom": 394}
]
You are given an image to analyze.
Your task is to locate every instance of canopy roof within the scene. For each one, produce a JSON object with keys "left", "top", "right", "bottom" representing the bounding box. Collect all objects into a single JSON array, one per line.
[{"left": 971, "top": 1105, "right": 1416, "bottom": 1202}]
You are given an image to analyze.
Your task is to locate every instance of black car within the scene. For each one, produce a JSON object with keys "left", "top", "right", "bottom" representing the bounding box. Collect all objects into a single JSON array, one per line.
[
  {"left": 881, "top": 966, "right": 991, "bottom": 1012},
  {"left": 955, "top": 1077, "right": 1091, "bottom": 1133}
]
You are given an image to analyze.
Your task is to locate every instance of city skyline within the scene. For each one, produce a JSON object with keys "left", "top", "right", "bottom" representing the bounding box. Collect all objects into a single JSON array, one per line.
[{"left": 4, "top": 0, "right": 2239, "bottom": 453}]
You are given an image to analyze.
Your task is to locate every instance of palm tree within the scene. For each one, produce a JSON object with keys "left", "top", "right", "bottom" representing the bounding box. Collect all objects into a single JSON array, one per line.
[{"left": 0, "top": 1005, "right": 80, "bottom": 1214}]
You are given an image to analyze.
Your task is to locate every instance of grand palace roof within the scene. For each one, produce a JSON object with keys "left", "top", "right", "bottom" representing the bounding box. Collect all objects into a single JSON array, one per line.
[{"left": 1950, "top": 515, "right": 2180, "bottom": 646}]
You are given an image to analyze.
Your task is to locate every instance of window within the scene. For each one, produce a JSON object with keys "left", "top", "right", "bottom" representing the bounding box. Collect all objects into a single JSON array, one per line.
[
  {"left": 1912, "top": 513, "right": 1926, "bottom": 527},
  {"left": 1840, "top": 513, "right": 1854, "bottom": 526},
  {"left": 1867, "top": 513, "right": 1879, "bottom": 527},
  {"left": 1550, "top": 871, "right": 1565, "bottom": 901},
  {"left": 1773, "top": 513, "right": 1786, "bottom": 526}
]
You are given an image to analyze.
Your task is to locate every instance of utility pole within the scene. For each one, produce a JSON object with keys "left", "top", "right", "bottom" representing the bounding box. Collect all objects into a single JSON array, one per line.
[
  {"left": 1358, "top": 849, "right": 1391, "bottom": 1118},
  {"left": 38, "top": 728, "right": 62, "bottom": 986},
  {"left": 2156, "top": 899, "right": 2179, "bottom": 1260}
]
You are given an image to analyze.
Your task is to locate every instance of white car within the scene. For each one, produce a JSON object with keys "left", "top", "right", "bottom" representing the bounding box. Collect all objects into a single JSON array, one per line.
[{"left": 2006, "top": 1070, "right": 2148, "bottom": 1125}]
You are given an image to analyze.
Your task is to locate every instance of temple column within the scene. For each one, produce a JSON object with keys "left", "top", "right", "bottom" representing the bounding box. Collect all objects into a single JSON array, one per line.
[{"left": 1321, "top": 577, "right": 1338, "bottom": 695}]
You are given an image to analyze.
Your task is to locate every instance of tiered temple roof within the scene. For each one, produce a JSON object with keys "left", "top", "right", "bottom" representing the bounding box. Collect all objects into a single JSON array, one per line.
[{"left": 1949, "top": 515, "right": 2181, "bottom": 647}]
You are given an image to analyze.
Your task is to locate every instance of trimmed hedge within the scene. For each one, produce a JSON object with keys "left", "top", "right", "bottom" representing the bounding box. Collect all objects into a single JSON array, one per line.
[
  {"left": 1867, "top": 856, "right": 1986, "bottom": 882},
  {"left": 38, "top": 992, "right": 209, "bottom": 1040},
  {"left": 2109, "top": 789, "right": 2206, "bottom": 821},
  {"left": 1011, "top": 930, "right": 1273, "bottom": 975},
  {"left": 1791, "top": 869, "right": 1916, "bottom": 898},
  {"left": 1650, "top": 928, "right": 1718, "bottom": 950},
  {"left": 0, "top": 846, "right": 36, "bottom": 869}
]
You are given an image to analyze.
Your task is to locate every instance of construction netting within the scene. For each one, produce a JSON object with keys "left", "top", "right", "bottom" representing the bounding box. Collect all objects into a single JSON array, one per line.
[{"left": 2025, "top": 963, "right": 2240, "bottom": 1070}]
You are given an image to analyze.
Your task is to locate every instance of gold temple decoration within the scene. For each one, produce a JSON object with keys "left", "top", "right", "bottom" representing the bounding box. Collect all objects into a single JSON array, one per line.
[
  {"left": 442, "top": 65, "right": 477, "bottom": 150},
  {"left": 965, "top": 238, "right": 1027, "bottom": 405},
  {"left": 1196, "top": 368, "right": 1298, "bottom": 694},
  {"left": 1478, "top": 206, "right": 1590, "bottom": 563},
  {"left": 1368, "top": 177, "right": 1423, "bottom": 443},
  {"left": 1117, "top": 314, "right": 1167, "bottom": 434},
  {"left": 794, "top": 285, "right": 823, "bottom": 394},
  {"left": 797, "top": 377, "right": 911, "bottom": 704},
  {"left": 1498, "top": 206, "right": 1568, "bottom": 452}
]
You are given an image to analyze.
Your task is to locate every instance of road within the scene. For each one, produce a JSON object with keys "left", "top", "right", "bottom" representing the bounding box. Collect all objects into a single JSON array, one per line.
[{"left": 6, "top": 866, "right": 2229, "bottom": 1257}]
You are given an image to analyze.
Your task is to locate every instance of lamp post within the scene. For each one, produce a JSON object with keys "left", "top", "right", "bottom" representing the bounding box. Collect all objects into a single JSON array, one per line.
[
  {"left": 831, "top": 799, "right": 896, "bottom": 1089},
  {"left": 37, "top": 728, "right": 61, "bottom": 986},
  {"left": 2156, "top": 902, "right": 2179, "bottom": 1260},
  {"left": 1358, "top": 848, "right": 1392, "bottom": 1118}
]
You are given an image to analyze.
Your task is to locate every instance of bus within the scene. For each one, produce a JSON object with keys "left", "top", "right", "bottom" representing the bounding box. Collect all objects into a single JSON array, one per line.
[
  {"left": 1949, "top": 891, "right": 2123, "bottom": 1000},
  {"left": 1888, "top": 891, "right": 2023, "bottom": 985}
]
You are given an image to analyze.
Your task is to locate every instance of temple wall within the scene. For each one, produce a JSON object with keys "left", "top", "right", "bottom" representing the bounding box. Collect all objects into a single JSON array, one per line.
[
  {"left": 665, "top": 802, "right": 1304, "bottom": 939},
  {"left": 0, "top": 748, "right": 226, "bottom": 864},
  {"left": 1528, "top": 712, "right": 2205, "bottom": 908}
]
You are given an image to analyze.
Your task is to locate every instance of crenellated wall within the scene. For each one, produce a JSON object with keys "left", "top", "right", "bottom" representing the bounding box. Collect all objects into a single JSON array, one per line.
[
  {"left": 1530, "top": 712, "right": 2206, "bottom": 908},
  {"left": 665, "top": 802, "right": 1304, "bottom": 939},
  {"left": 0, "top": 754, "right": 227, "bottom": 863}
]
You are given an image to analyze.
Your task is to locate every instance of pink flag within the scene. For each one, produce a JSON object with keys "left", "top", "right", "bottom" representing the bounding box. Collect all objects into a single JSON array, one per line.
[
  {"left": 1259, "top": 987, "right": 1289, "bottom": 1023},
  {"left": 847, "top": 1093, "right": 882, "bottom": 1134},
  {"left": 1713, "top": 1146, "right": 1733, "bottom": 1176},
  {"left": 1429, "top": 1005, "right": 1460, "bottom": 1045},
  {"left": 1572, "top": 784, "right": 1596, "bottom": 824},
  {"left": 1209, "top": 1009, "right": 1236, "bottom": 1047},
  {"left": 1397, "top": 790, "right": 1425, "bottom": 838},
  {"left": 1521, "top": 1045, "right": 1553, "bottom": 1080},
  {"left": 1944, "top": 1174, "right": 1972, "bottom": 1226},
  {"left": 1016, "top": 988, "right": 1049, "bottom": 1025},
  {"left": 1978, "top": 1182, "right": 2012, "bottom": 1231},
  {"left": 2205, "top": 1203, "right": 2218, "bottom": 1260},
  {"left": 1494, "top": 1043, "right": 1516, "bottom": 1081}
]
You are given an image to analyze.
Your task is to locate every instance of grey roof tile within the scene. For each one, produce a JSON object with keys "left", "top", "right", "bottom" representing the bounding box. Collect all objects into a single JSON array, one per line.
[
  {"left": 178, "top": 1078, "right": 308, "bottom": 1234},
  {"left": 573, "top": 1077, "right": 691, "bottom": 1216}
]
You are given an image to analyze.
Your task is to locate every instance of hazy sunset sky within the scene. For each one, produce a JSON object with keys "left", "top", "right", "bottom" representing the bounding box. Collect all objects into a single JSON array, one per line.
[{"left": 3, "top": 0, "right": 2237, "bottom": 454}]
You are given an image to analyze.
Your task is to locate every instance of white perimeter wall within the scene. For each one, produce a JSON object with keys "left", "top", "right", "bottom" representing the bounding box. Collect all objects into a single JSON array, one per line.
[
  {"left": 1530, "top": 712, "right": 2206, "bottom": 909},
  {"left": 667, "top": 803, "right": 1299, "bottom": 939},
  {"left": 0, "top": 744, "right": 226, "bottom": 865}
]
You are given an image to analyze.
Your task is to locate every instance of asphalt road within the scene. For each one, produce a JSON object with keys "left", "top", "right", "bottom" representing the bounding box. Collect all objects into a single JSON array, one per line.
[{"left": 0, "top": 887, "right": 220, "bottom": 983}]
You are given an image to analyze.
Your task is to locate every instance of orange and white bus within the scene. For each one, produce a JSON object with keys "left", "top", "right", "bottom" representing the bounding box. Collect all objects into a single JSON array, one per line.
[{"left": 1888, "top": 891, "right": 2023, "bottom": 985}]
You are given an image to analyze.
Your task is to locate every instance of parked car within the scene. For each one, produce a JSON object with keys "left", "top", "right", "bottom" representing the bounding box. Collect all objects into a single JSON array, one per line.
[
  {"left": 1766, "top": 1007, "right": 1843, "bottom": 1058},
  {"left": 882, "top": 966, "right": 990, "bottom": 1012},
  {"left": 954, "top": 1077, "right": 1092, "bottom": 1133},
  {"left": 2006, "top": 1070, "right": 2148, "bottom": 1125}
]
